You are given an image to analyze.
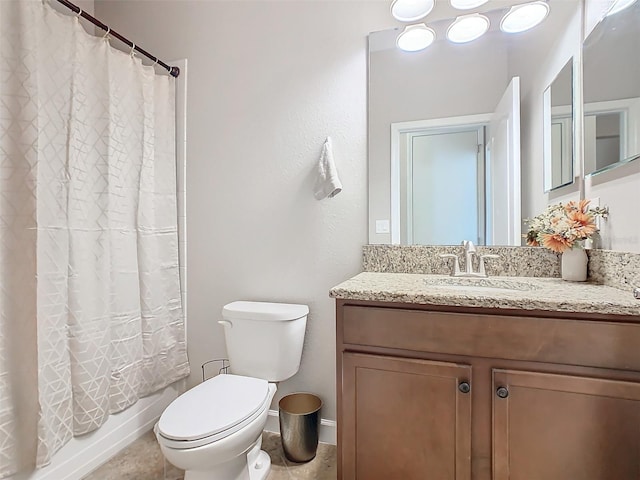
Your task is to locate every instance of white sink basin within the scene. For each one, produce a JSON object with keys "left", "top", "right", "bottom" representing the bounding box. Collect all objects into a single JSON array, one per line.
[{"left": 423, "top": 276, "right": 539, "bottom": 293}]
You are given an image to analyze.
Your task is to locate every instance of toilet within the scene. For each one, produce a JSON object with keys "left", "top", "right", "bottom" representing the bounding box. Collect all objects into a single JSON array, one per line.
[{"left": 155, "top": 301, "right": 309, "bottom": 480}]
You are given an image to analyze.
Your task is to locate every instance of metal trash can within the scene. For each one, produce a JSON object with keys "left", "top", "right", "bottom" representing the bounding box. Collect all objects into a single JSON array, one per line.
[{"left": 278, "top": 392, "right": 322, "bottom": 463}]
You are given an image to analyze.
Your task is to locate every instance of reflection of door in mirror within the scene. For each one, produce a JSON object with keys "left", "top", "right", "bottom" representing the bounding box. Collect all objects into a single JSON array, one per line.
[
  {"left": 488, "top": 76, "right": 521, "bottom": 246},
  {"left": 583, "top": 0, "right": 640, "bottom": 176},
  {"left": 585, "top": 111, "right": 623, "bottom": 173},
  {"left": 584, "top": 99, "right": 640, "bottom": 173},
  {"left": 391, "top": 77, "right": 521, "bottom": 246},
  {"left": 400, "top": 127, "right": 485, "bottom": 245},
  {"left": 543, "top": 59, "right": 573, "bottom": 191}
]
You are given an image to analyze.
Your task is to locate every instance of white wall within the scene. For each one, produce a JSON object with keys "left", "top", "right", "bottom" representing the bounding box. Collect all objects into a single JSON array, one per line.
[
  {"left": 586, "top": 162, "right": 640, "bottom": 251},
  {"left": 95, "top": 0, "right": 391, "bottom": 423}
]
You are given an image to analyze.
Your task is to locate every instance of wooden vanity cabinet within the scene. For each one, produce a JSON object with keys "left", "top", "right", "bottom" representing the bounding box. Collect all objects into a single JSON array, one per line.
[
  {"left": 336, "top": 300, "right": 640, "bottom": 480},
  {"left": 492, "top": 369, "right": 640, "bottom": 480},
  {"left": 342, "top": 352, "right": 472, "bottom": 480}
]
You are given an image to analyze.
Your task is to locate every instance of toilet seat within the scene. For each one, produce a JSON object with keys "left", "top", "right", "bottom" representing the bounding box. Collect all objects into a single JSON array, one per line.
[{"left": 157, "top": 374, "right": 270, "bottom": 450}]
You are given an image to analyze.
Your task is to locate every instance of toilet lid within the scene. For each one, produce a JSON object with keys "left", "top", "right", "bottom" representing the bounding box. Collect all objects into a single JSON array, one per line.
[{"left": 157, "top": 374, "right": 270, "bottom": 441}]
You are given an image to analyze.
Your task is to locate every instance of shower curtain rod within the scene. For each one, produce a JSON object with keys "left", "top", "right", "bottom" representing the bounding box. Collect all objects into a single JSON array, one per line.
[{"left": 54, "top": 0, "right": 180, "bottom": 77}]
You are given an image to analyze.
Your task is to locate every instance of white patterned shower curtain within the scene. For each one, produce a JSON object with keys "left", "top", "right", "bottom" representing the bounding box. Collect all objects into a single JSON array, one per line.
[{"left": 0, "top": 1, "right": 190, "bottom": 477}]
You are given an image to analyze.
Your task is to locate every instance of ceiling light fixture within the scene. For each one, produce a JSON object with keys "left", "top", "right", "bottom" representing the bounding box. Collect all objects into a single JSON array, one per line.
[
  {"left": 391, "top": 0, "right": 435, "bottom": 22},
  {"left": 606, "top": 0, "right": 637, "bottom": 16},
  {"left": 396, "top": 24, "right": 436, "bottom": 51},
  {"left": 446, "top": 14, "right": 490, "bottom": 43},
  {"left": 450, "top": 0, "right": 489, "bottom": 10},
  {"left": 500, "top": 1, "right": 550, "bottom": 33}
]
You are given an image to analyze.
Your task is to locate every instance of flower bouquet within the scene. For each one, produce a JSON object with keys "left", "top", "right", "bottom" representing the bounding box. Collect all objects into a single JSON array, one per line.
[{"left": 524, "top": 200, "right": 608, "bottom": 253}]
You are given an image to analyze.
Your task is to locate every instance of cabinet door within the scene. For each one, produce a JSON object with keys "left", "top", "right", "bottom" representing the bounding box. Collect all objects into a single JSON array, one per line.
[
  {"left": 342, "top": 352, "right": 472, "bottom": 480},
  {"left": 493, "top": 369, "right": 640, "bottom": 480}
]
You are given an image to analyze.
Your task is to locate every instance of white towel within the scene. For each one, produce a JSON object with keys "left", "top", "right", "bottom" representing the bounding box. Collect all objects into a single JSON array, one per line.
[{"left": 314, "top": 136, "right": 343, "bottom": 200}]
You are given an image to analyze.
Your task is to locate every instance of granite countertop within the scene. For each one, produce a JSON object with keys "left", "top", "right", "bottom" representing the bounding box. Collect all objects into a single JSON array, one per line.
[{"left": 330, "top": 272, "right": 640, "bottom": 316}]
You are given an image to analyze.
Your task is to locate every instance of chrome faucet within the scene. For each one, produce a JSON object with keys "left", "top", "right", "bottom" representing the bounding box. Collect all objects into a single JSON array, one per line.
[
  {"left": 439, "top": 240, "right": 500, "bottom": 278},
  {"left": 462, "top": 240, "right": 476, "bottom": 275}
]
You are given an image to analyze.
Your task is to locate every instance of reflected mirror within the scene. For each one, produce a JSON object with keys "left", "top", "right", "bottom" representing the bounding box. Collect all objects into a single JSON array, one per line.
[
  {"left": 368, "top": 0, "right": 578, "bottom": 245},
  {"left": 583, "top": 0, "right": 640, "bottom": 176},
  {"left": 543, "top": 59, "right": 574, "bottom": 191}
]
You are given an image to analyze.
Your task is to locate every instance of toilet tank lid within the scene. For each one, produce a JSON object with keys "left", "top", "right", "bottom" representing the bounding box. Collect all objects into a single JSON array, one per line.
[{"left": 222, "top": 301, "right": 309, "bottom": 321}]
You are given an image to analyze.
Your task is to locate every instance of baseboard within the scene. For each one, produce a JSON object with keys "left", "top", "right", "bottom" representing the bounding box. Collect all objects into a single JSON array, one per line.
[
  {"left": 264, "top": 409, "right": 337, "bottom": 446},
  {"left": 13, "top": 381, "right": 184, "bottom": 480}
]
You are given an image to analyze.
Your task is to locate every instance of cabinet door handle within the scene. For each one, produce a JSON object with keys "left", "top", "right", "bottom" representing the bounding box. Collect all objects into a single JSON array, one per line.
[
  {"left": 458, "top": 381, "right": 471, "bottom": 394},
  {"left": 496, "top": 386, "right": 509, "bottom": 398}
]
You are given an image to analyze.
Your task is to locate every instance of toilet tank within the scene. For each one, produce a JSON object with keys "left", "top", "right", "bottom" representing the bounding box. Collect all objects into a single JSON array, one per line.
[{"left": 220, "top": 301, "right": 309, "bottom": 382}]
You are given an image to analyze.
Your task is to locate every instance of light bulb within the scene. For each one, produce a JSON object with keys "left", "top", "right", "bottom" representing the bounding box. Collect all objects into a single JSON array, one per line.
[
  {"left": 446, "top": 14, "right": 490, "bottom": 43},
  {"left": 397, "top": 24, "right": 436, "bottom": 52},
  {"left": 500, "top": 1, "right": 550, "bottom": 34},
  {"left": 391, "top": 0, "right": 435, "bottom": 22}
]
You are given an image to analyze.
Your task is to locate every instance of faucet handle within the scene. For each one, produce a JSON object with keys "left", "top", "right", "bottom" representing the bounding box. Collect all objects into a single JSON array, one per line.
[
  {"left": 440, "top": 254, "right": 461, "bottom": 276},
  {"left": 479, "top": 254, "right": 500, "bottom": 276}
]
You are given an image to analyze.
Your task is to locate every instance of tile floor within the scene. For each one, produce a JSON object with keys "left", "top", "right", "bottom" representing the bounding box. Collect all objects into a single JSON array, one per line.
[{"left": 83, "top": 430, "right": 336, "bottom": 480}]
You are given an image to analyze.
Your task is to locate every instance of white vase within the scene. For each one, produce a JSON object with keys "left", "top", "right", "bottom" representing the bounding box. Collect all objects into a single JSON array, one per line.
[{"left": 561, "top": 247, "right": 588, "bottom": 282}]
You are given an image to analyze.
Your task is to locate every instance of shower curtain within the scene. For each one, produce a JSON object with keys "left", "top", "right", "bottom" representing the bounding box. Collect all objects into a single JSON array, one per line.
[{"left": 0, "top": 1, "right": 190, "bottom": 477}]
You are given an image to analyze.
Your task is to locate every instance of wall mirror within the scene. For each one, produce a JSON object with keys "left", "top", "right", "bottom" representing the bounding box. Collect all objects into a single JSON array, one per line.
[
  {"left": 368, "top": 0, "right": 578, "bottom": 246},
  {"left": 583, "top": 0, "right": 640, "bottom": 177},
  {"left": 543, "top": 59, "right": 574, "bottom": 192}
]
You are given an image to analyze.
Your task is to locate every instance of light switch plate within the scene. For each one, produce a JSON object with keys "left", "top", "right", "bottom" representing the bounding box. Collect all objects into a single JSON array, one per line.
[{"left": 375, "top": 219, "right": 390, "bottom": 234}]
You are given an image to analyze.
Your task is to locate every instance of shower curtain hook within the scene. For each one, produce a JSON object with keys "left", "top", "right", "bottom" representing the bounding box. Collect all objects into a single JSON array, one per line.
[
  {"left": 75, "top": 8, "right": 82, "bottom": 19},
  {"left": 129, "top": 43, "right": 136, "bottom": 57},
  {"left": 102, "top": 27, "right": 111, "bottom": 40}
]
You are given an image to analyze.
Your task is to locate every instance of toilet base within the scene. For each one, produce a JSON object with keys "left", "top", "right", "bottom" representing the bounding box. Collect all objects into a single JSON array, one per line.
[
  {"left": 182, "top": 438, "right": 271, "bottom": 480},
  {"left": 248, "top": 450, "right": 271, "bottom": 480}
]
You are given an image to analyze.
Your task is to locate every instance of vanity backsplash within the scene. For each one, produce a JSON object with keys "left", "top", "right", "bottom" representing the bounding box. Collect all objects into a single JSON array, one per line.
[
  {"left": 363, "top": 245, "right": 640, "bottom": 292},
  {"left": 588, "top": 249, "right": 640, "bottom": 292}
]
